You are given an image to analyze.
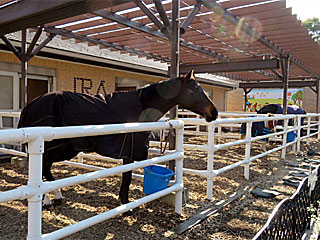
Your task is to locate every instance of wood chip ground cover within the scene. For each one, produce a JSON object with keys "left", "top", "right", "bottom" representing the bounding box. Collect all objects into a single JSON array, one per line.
[{"left": 0, "top": 136, "right": 319, "bottom": 239}]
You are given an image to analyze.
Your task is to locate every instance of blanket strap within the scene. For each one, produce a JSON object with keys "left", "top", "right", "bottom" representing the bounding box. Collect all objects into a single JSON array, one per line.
[
  {"left": 118, "top": 133, "right": 128, "bottom": 159},
  {"left": 118, "top": 132, "right": 135, "bottom": 160}
]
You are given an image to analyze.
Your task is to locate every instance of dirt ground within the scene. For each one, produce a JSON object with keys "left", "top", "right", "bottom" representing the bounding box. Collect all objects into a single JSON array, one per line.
[{"left": 0, "top": 135, "right": 320, "bottom": 240}]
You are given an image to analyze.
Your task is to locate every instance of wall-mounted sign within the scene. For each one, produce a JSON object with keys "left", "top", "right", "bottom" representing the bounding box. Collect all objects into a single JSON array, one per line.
[{"left": 246, "top": 88, "right": 303, "bottom": 112}]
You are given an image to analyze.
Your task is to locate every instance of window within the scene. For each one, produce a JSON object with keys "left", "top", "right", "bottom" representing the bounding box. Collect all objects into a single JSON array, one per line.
[
  {"left": 0, "top": 71, "right": 19, "bottom": 110},
  {"left": 0, "top": 71, "right": 19, "bottom": 128}
]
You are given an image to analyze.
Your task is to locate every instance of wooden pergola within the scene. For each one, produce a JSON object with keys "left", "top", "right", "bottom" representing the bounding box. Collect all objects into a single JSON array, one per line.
[{"left": 0, "top": 0, "right": 319, "bottom": 114}]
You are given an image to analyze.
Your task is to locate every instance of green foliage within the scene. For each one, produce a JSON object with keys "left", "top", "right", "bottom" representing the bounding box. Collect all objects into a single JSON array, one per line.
[
  {"left": 302, "top": 17, "right": 320, "bottom": 44},
  {"left": 296, "top": 90, "right": 303, "bottom": 101},
  {"left": 308, "top": 201, "right": 320, "bottom": 231}
]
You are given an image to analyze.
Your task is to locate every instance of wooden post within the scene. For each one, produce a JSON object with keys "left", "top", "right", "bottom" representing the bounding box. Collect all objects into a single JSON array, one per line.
[
  {"left": 168, "top": 0, "right": 180, "bottom": 173},
  {"left": 21, "top": 29, "right": 27, "bottom": 108},
  {"left": 281, "top": 57, "right": 291, "bottom": 115},
  {"left": 243, "top": 88, "right": 252, "bottom": 112},
  {"left": 316, "top": 79, "right": 319, "bottom": 114}
]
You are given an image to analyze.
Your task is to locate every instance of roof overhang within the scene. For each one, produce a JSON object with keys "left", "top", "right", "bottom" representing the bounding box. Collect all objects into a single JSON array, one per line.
[{"left": 0, "top": 0, "right": 131, "bottom": 35}]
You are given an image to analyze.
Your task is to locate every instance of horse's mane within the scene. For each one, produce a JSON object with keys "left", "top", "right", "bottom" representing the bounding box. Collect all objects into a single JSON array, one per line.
[{"left": 133, "top": 77, "right": 184, "bottom": 122}]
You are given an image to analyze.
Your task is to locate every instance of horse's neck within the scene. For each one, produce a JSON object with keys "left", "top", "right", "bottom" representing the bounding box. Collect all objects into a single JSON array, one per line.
[{"left": 138, "top": 79, "right": 181, "bottom": 122}]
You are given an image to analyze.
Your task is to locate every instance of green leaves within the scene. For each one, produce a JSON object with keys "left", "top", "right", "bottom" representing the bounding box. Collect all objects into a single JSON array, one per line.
[{"left": 302, "top": 17, "right": 320, "bottom": 44}]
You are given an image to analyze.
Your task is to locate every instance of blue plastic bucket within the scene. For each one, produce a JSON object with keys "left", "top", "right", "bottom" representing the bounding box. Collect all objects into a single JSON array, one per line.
[
  {"left": 287, "top": 132, "right": 297, "bottom": 142},
  {"left": 143, "top": 165, "right": 174, "bottom": 195}
]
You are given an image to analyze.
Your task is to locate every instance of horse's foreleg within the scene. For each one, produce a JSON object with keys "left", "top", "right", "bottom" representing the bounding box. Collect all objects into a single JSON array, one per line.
[
  {"left": 42, "top": 153, "right": 64, "bottom": 207},
  {"left": 119, "top": 170, "right": 132, "bottom": 204}
]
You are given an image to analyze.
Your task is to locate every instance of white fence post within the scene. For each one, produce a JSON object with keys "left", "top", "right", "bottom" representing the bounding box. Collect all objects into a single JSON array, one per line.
[
  {"left": 244, "top": 121, "right": 252, "bottom": 180},
  {"left": 77, "top": 152, "right": 84, "bottom": 163},
  {"left": 175, "top": 124, "right": 184, "bottom": 214},
  {"left": 27, "top": 137, "right": 44, "bottom": 240},
  {"left": 217, "top": 126, "right": 221, "bottom": 143},
  {"left": 297, "top": 116, "right": 301, "bottom": 153},
  {"left": 281, "top": 119, "right": 288, "bottom": 159},
  {"left": 307, "top": 116, "right": 311, "bottom": 145},
  {"left": 207, "top": 123, "right": 215, "bottom": 200}
]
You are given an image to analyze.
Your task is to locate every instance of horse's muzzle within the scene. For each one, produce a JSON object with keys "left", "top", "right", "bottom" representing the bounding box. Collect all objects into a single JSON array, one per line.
[{"left": 205, "top": 108, "right": 218, "bottom": 122}]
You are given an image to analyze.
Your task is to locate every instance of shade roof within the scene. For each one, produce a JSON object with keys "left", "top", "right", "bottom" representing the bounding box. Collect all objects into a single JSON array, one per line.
[{"left": 0, "top": 0, "right": 319, "bottom": 83}]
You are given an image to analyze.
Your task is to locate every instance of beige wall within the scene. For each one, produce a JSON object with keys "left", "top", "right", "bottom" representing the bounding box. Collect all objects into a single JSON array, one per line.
[
  {"left": 29, "top": 56, "right": 162, "bottom": 94},
  {"left": 212, "top": 87, "right": 226, "bottom": 112},
  {"left": 302, "top": 87, "right": 319, "bottom": 113},
  {"left": 226, "top": 88, "right": 243, "bottom": 112},
  {"left": 202, "top": 85, "right": 227, "bottom": 111},
  {"left": 0, "top": 51, "right": 162, "bottom": 95}
]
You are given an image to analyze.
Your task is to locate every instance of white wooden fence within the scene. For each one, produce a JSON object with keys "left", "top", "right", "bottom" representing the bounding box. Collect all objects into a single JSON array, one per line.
[
  {"left": 151, "top": 113, "right": 320, "bottom": 200},
  {"left": 1, "top": 110, "right": 320, "bottom": 238},
  {"left": 0, "top": 120, "right": 184, "bottom": 239}
]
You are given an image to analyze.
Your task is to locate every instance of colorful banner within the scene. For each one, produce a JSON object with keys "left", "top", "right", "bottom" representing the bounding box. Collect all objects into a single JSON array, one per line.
[{"left": 246, "top": 89, "right": 303, "bottom": 112}]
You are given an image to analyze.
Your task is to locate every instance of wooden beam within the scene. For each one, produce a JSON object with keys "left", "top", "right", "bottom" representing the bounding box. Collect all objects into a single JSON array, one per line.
[
  {"left": 178, "top": 59, "right": 279, "bottom": 74},
  {"left": 239, "top": 80, "right": 317, "bottom": 89}
]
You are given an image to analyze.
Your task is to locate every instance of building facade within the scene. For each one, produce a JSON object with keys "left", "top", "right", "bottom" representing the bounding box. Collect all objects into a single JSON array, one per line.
[{"left": 0, "top": 33, "right": 237, "bottom": 118}]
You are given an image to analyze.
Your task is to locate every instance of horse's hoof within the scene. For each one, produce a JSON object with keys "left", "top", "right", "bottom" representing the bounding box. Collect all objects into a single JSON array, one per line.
[{"left": 53, "top": 198, "right": 63, "bottom": 206}]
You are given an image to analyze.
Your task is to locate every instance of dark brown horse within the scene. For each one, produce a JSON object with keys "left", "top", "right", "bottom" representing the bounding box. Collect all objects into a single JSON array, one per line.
[{"left": 18, "top": 69, "right": 218, "bottom": 205}]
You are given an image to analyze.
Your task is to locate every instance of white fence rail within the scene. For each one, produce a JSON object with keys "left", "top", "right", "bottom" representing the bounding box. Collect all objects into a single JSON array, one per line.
[
  {"left": 0, "top": 120, "right": 184, "bottom": 240},
  {"left": 151, "top": 113, "right": 320, "bottom": 200}
]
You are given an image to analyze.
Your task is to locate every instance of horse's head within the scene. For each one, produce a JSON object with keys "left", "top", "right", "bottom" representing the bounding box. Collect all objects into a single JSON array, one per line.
[{"left": 178, "top": 69, "right": 218, "bottom": 122}]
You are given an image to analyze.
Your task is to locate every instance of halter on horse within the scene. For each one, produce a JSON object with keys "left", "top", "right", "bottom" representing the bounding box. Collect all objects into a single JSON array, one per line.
[{"left": 18, "top": 69, "right": 218, "bottom": 206}]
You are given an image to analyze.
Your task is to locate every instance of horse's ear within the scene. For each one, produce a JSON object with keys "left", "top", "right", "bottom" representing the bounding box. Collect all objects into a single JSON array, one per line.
[{"left": 185, "top": 68, "right": 195, "bottom": 81}]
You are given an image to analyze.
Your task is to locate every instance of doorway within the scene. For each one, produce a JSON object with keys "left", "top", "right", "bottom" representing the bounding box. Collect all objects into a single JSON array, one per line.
[{"left": 19, "top": 75, "right": 53, "bottom": 107}]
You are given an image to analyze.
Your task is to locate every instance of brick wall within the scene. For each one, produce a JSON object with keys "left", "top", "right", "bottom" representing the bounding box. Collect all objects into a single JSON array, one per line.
[{"left": 28, "top": 57, "right": 162, "bottom": 94}]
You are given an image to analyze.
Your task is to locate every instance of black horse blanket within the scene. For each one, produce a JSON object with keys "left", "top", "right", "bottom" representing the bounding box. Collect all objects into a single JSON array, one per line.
[
  {"left": 240, "top": 118, "right": 271, "bottom": 141},
  {"left": 257, "top": 104, "right": 306, "bottom": 125},
  {"left": 18, "top": 91, "right": 149, "bottom": 161}
]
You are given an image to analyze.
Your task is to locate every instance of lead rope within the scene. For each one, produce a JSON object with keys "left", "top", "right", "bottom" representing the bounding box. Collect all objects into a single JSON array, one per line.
[
  {"left": 160, "top": 121, "right": 175, "bottom": 155},
  {"left": 160, "top": 130, "right": 171, "bottom": 155}
]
